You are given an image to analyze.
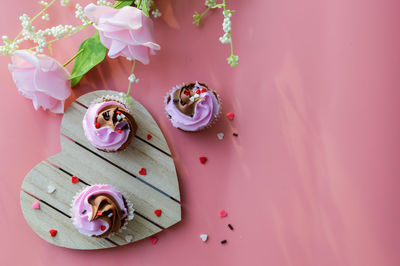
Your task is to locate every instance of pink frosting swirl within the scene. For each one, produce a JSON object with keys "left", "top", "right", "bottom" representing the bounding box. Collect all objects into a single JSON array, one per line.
[
  {"left": 72, "top": 185, "right": 128, "bottom": 237},
  {"left": 165, "top": 83, "right": 220, "bottom": 131},
  {"left": 83, "top": 101, "right": 131, "bottom": 151}
]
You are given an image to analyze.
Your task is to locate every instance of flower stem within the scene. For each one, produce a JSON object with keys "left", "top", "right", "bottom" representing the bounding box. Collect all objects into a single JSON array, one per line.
[
  {"left": 13, "top": 0, "right": 57, "bottom": 42},
  {"left": 126, "top": 59, "right": 136, "bottom": 96},
  {"left": 63, "top": 49, "right": 84, "bottom": 67}
]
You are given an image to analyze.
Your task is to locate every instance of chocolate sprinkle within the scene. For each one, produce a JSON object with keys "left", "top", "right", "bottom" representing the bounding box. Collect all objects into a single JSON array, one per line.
[
  {"left": 228, "top": 224, "right": 234, "bottom": 230},
  {"left": 233, "top": 133, "right": 239, "bottom": 137},
  {"left": 121, "top": 124, "right": 129, "bottom": 130},
  {"left": 81, "top": 210, "right": 86, "bottom": 214},
  {"left": 180, "top": 100, "right": 186, "bottom": 106},
  {"left": 173, "top": 98, "right": 179, "bottom": 103},
  {"left": 102, "top": 111, "right": 110, "bottom": 121},
  {"left": 221, "top": 240, "right": 227, "bottom": 244}
]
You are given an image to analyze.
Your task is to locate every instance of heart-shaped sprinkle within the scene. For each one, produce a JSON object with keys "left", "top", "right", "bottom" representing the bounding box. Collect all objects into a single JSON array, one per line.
[
  {"left": 196, "top": 89, "right": 200, "bottom": 94},
  {"left": 139, "top": 168, "right": 146, "bottom": 175},
  {"left": 184, "top": 90, "right": 190, "bottom": 96},
  {"left": 199, "top": 157, "right": 207, "bottom": 164},
  {"left": 219, "top": 210, "right": 228, "bottom": 217},
  {"left": 32, "top": 201, "right": 40, "bottom": 210},
  {"left": 100, "top": 225, "right": 106, "bottom": 231},
  {"left": 200, "top": 234, "right": 208, "bottom": 242},
  {"left": 150, "top": 236, "right": 158, "bottom": 245},
  {"left": 226, "top": 112, "right": 235, "bottom": 120},
  {"left": 95, "top": 122, "right": 101, "bottom": 129},
  {"left": 217, "top": 132, "right": 224, "bottom": 140},
  {"left": 154, "top": 209, "right": 162, "bottom": 217},
  {"left": 201, "top": 88, "right": 207, "bottom": 93},
  {"left": 97, "top": 211, "right": 103, "bottom": 216},
  {"left": 117, "top": 129, "right": 122, "bottom": 134},
  {"left": 71, "top": 176, "right": 79, "bottom": 184},
  {"left": 47, "top": 185, "right": 56, "bottom": 194},
  {"left": 49, "top": 229, "right": 57, "bottom": 237},
  {"left": 147, "top": 134, "right": 152, "bottom": 140},
  {"left": 125, "top": 235, "right": 133, "bottom": 243}
]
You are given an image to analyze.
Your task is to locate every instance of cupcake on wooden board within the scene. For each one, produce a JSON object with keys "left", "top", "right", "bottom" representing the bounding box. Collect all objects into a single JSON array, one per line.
[
  {"left": 71, "top": 184, "right": 134, "bottom": 238},
  {"left": 82, "top": 95, "right": 138, "bottom": 152},
  {"left": 164, "top": 82, "right": 221, "bottom": 131}
]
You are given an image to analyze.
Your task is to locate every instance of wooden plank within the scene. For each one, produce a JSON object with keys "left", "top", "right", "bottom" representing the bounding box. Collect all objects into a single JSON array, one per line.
[
  {"left": 76, "top": 90, "right": 171, "bottom": 155},
  {"left": 21, "top": 191, "right": 116, "bottom": 250},
  {"left": 21, "top": 161, "right": 162, "bottom": 247},
  {"left": 48, "top": 135, "right": 181, "bottom": 228},
  {"left": 61, "top": 102, "right": 180, "bottom": 201}
]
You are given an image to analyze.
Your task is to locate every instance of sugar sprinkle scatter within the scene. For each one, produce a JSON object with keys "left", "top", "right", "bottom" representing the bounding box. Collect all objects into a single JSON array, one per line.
[
  {"left": 47, "top": 185, "right": 56, "bottom": 194},
  {"left": 200, "top": 234, "right": 208, "bottom": 242}
]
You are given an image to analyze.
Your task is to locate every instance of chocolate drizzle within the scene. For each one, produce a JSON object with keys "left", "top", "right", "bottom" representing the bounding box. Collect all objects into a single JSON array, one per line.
[
  {"left": 88, "top": 193, "right": 126, "bottom": 238},
  {"left": 173, "top": 83, "right": 208, "bottom": 117}
]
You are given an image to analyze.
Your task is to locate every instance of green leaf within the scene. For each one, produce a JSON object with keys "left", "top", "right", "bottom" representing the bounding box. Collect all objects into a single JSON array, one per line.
[
  {"left": 115, "top": 0, "right": 133, "bottom": 9},
  {"left": 141, "top": 1, "right": 150, "bottom": 17},
  {"left": 69, "top": 32, "right": 107, "bottom": 88}
]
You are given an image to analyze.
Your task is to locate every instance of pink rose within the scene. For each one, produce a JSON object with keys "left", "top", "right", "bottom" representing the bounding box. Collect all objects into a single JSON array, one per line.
[
  {"left": 8, "top": 50, "right": 71, "bottom": 114},
  {"left": 84, "top": 4, "right": 160, "bottom": 64}
]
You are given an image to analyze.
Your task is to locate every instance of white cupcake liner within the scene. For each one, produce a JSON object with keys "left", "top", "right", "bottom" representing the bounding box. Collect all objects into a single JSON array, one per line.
[
  {"left": 164, "top": 82, "right": 222, "bottom": 132},
  {"left": 71, "top": 184, "right": 135, "bottom": 238}
]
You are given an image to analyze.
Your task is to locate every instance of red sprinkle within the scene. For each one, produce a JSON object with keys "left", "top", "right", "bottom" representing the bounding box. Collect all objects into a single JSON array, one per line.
[
  {"left": 71, "top": 176, "right": 79, "bottom": 184},
  {"left": 139, "top": 168, "right": 147, "bottom": 175},
  {"left": 49, "top": 229, "right": 57, "bottom": 237},
  {"left": 95, "top": 122, "right": 101, "bottom": 129},
  {"left": 226, "top": 112, "right": 235, "bottom": 120},
  {"left": 196, "top": 89, "right": 200, "bottom": 94},
  {"left": 219, "top": 210, "right": 228, "bottom": 217},
  {"left": 117, "top": 129, "right": 123, "bottom": 134},
  {"left": 116, "top": 111, "right": 121, "bottom": 115},
  {"left": 150, "top": 236, "right": 158, "bottom": 245},
  {"left": 154, "top": 209, "right": 162, "bottom": 217},
  {"left": 147, "top": 134, "right": 152, "bottom": 140},
  {"left": 199, "top": 157, "right": 208, "bottom": 164},
  {"left": 184, "top": 90, "right": 190, "bottom": 96},
  {"left": 97, "top": 211, "right": 103, "bottom": 216},
  {"left": 201, "top": 88, "right": 207, "bottom": 93},
  {"left": 100, "top": 225, "right": 106, "bottom": 231}
]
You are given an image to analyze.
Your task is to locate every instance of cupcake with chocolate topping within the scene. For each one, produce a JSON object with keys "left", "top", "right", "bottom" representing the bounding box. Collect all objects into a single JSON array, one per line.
[
  {"left": 165, "top": 82, "right": 221, "bottom": 131},
  {"left": 71, "top": 184, "right": 134, "bottom": 238},
  {"left": 82, "top": 95, "right": 138, "bottom": 152}
]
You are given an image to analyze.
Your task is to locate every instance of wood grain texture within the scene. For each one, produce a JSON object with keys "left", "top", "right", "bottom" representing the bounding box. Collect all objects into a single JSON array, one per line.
[
  {"left": 61, "top": 101, "right": 180, "bottom": 201},
  {"left": 21, "top": 191, "right": 116, "bottom": 250},
  {"left": 20, "top": 91, "right": 181, "bottom": 250}
]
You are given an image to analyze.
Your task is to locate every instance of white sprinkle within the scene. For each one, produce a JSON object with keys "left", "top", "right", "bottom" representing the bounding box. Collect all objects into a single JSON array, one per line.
[
  {"left": 200, "top": 234, "right": 208, "bottom": 242},
  {"left": 190, "top": 96, "right": 195, "bottom": 102},
  {"left": 47, "top": 185, "right": 56, "bottom": 194},
  {"left": 217, "top": 132, "right": 224, "bottom": 140},
  {"left": 108, "top": 213, "right": 113, "bottom": 218},
  {"left": 117, "top": 114, "right": 122, "bottom": 120},
  {"left": 125, "top": 235, "right": 133, "bottom": 243}
]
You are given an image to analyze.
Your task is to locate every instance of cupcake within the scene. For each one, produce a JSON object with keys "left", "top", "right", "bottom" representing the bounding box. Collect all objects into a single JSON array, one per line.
[
  {"left": 165, "top": 82, "right": 221, "bottom": 131},
  {"left": 82, "top": 95, "right": 138, "bottom": 152},
  {"left": 71, "top": 185, "right": 134, "bottom": 238}
]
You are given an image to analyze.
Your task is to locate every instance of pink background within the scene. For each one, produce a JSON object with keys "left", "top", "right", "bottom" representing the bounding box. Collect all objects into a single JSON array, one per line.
[{"left": 1, "top": 0, "right": 400, "bottom": 265}]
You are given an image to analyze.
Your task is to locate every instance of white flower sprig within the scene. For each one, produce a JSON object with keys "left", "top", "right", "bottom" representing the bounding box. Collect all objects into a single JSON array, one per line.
[
  {"left": 0, "top": 0, "right": 90, "bottom": 56},
  {"left": 193, "top": 0, "right": 239, "bottom": 67},
  {"left": 134, "top": 0, "right": 162, "bottom": 18}
]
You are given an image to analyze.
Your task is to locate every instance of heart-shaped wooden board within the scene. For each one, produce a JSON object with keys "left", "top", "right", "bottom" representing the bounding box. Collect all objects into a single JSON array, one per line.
[{"left": 20, "top": 90, "right": 181, "bottom": 250}]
